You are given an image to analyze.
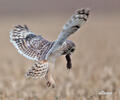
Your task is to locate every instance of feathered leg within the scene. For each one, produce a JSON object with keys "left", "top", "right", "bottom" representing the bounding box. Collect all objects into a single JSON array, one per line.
[{"left": 45, "top": 68, "right": 56, "bottom": 88}]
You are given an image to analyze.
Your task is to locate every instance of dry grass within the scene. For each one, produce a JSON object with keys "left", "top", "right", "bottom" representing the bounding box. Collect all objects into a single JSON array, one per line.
[{"left": 0, "top": 13, "right": 120, "bottom": 100}]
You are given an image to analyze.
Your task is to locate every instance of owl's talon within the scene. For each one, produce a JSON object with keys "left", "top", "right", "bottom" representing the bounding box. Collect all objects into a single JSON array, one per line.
[
  {"left": 47, "top": 81, "right": 51, "bottom": 87},
  {"left": 52, "top": 84, "right": 56, "bottom": 88},
  {"left": 46, "top": 81, "right": 56, "bottom": 88}
]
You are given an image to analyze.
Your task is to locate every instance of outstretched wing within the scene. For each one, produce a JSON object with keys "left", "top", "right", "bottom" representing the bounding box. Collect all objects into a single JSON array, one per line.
[
  {"left": 26, "top": 61, "right": 48, "bottom": 79},
  {"left": 45, "top": 8, "right": 90, "bottom": 59},
  {"left": 10, "top": 25, "right": 52, "bottom": 61}
]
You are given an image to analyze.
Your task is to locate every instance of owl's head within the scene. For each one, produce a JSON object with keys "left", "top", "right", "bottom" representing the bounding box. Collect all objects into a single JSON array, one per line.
[
  {"left": 61, "top": 40, "right": 75, "bottom": 69},
  {"left": 62, "top": 40, "right": 75, "bottom": 55}
]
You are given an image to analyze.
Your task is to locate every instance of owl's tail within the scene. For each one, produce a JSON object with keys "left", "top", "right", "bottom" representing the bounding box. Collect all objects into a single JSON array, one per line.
[{"left": 26, "top": 61, "right": 48, "bottom": 79}]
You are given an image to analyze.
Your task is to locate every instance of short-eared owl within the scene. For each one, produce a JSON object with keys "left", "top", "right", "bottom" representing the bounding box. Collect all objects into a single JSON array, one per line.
[{"left": 10, "top": 8, "right": 90, "bottom": 88}]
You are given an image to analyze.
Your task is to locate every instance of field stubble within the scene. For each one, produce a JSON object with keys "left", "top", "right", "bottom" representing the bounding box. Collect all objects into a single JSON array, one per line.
[{"left": 0, "top": 13, "right": 120, "bottom": 100}]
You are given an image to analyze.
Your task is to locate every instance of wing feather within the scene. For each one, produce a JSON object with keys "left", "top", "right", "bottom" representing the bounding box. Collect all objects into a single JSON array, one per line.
[
  {"left": 45, "top": 8, "right": 90, "bottom": 60},
  {"left": 10, "top": 25, "right": 52, "bottom": 61}
]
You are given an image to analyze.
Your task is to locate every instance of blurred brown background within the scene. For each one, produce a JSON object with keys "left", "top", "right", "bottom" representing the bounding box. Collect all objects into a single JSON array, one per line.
[
  {"left": 0, "top": 0, "right": 120, "bottom": 100},
  {"left": 0, "top": 0, "right": 119, "bottom": 14}
]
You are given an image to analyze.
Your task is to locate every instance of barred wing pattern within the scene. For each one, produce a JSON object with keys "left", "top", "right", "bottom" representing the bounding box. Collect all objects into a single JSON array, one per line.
[
  {"left": 26, "top": 61, "right": 48, "bottom": 78},
  {"left": 45, "top": 8, "right": 90, "bottom": 59},
  {"left": 10, "top": 25, "right": 53, "bottom": 61},
  {"left": 10, "top": 8, "right": 90, "bottom": 81}
]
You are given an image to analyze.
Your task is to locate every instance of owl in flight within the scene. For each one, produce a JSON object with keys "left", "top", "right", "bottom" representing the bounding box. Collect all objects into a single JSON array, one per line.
[{"left": 10, "top": 8, "right": 90, "bottom": 88}]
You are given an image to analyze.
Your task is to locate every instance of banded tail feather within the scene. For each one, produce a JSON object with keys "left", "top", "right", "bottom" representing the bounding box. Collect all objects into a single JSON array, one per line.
[{"left": 26, "top": 61, "right": 48, "bottom": 79}]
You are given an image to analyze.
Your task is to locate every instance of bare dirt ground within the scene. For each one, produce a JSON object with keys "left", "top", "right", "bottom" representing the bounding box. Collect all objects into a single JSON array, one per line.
[{"left": 0, "top": 13, "right": 120, "bottom": 100}]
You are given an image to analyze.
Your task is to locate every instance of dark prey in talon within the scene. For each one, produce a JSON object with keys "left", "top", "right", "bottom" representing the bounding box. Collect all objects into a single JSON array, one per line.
[
  {"left": 10, "top": 8, "right": 90, "bottom": 88},
  {"left": 65, "top": 54, "right": 72, "bottom": 69}
]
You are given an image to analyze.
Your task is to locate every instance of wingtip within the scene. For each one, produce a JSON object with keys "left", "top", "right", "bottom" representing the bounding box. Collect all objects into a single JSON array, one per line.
[
  {"left": 75, "top": 8, "right": 90, "bottom": 17},
  {"left": 24, "top": 24, "right": 29, "bottom": 31}
]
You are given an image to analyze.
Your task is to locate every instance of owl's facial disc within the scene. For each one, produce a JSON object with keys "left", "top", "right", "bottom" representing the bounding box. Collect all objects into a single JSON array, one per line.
[
  {"left": 68, "top": 48, "right": 75, "bottom": 55},
  {"left": 62, "top": 47, "right": 75, "bottom": 55}
]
